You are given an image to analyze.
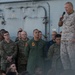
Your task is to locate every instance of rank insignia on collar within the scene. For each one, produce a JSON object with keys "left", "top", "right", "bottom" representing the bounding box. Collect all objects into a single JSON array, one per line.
[{"left": 32, "top": 42, "right": 35, "bottom": 46}]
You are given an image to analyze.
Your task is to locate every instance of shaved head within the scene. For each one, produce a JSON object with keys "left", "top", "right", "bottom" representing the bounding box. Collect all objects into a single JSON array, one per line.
[
  {"left": 21, "top": 31, "right": 27, "bottom": 39},
  {"left": 21, "top": 31, "right": 27, "bottom": 35},
  {"left": 65, "top": 2, "right": 74, "bottom": 14},
  {"left": 65, "top": 2, "right": 73, "bottom": 8}
]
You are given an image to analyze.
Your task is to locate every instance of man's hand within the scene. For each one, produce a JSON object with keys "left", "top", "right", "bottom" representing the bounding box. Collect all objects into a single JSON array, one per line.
[
  {"left": 60, "top": 16, "right": 64, "bottom": 21},
  {"left": 7, "top": 56, "right": 12, "bottom": 62},
  {"left": 58, "top": 16, "right": 64, "bottom": 27}
]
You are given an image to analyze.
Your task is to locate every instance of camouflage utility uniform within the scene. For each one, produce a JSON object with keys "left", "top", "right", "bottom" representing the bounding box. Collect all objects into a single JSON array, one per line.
[
  {"left": 48, "top": 43, "right": 63, "bottom": 74},
  {"left": 17, "top": 39, "right": 29, "bottom": 73},
  {"left": 60, "top": 11, "right": 75, "bottom": 70},
  {"left": 0, "top": 40, "right": 17, "bottom": 71}
]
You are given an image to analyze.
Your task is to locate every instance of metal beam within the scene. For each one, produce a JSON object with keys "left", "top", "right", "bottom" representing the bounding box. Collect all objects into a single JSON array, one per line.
[{"left": 0, "top": 0, "right": 54, "bottom": 4}]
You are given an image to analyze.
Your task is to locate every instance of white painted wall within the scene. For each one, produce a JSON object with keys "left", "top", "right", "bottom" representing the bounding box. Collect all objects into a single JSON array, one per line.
[
  {"left": 47, "top": 0, "right": 75, "bottom": 39},
  {"left": 0, "top": 0, "right": 75, "bottom": 40},
  {"left": 0, "top": 2, "right": 49, "bottom": 40}
]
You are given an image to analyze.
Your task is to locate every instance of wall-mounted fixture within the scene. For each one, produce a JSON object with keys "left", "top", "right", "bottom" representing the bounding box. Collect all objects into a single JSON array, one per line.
[
  {"left": 1, "top": 15, "right": 6, "bottom": 25},
  {"left": 0, "top": 9, "right": 6, "bottom": 25},
  {"left": 43, "top": 16, "right": 48, "bottom": 24},
  {"left": 6, "top": 7, "right": 13, "bottom": 10}
]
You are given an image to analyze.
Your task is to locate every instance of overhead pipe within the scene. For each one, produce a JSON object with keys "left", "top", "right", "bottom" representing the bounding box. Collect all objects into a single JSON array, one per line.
[
  {"left": 46, "top": 2, "right": 50, "bottom": 40},
  {"left": 0, "top": 0, "right": 53, "bottom": 4},
  {"left": 0, "top": 0, "right": 49, "bottom": 40},
  {"left": 37, "top": 6, "right": 48, "bottom": 41},
  {"left": 24, "top": 5, "right": 48, "bottom": 41}
]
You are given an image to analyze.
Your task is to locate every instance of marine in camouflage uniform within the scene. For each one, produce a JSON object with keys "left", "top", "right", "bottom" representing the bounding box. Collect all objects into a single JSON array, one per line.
[
  {"left": 15, "top": 30, "right": 22, "bottom": 42},
  {"left": 48, "top": 43, "right": 63, "bottom": 70},
  {"left": 0, "top": 31, "right": 17, "bottom": 71},
  {"left": 0, "top": 40, "right": 17, "bottom": 71},
  {"left": 0, "top": 31, "right": 4, "bottom": 69},
  {"left": 48, "top": 34, "right": 63, "bottom": 75},
  {"left": 48, "top": 43, "right": 63, "bottom": 75},
  {"left": 17, "top": 38, "right": 29, "bottom": 73},
  {"left": 25, "top": 29, "right": 46, "bottom": 75},
  {"left": 0, "top": 42, "right": 1, "bottom": 69},
  {"left": 59, "top": 2, "right": 75, "bottom": 70},
  {"left": 17, "top": 31, "right": 29, "bottom": 73}
]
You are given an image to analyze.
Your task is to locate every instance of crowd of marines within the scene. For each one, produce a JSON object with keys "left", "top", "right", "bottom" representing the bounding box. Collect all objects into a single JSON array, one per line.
[
  {"left": 0, "top": 28, "right": 64, "bottom": 75},
  {"left": 0, "top": 1, "right": 75, "bottom": 75}
]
